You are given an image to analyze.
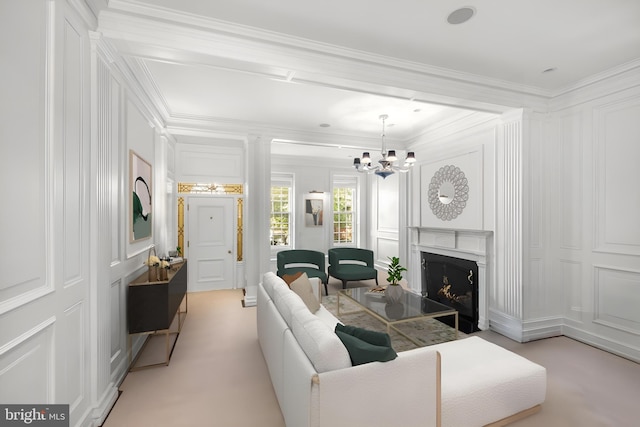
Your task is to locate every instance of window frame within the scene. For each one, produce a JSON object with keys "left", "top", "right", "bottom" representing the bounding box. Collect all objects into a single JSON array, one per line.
[
  {"left": 270, "top": 174, "right": 294, "bottom": 251},
  {"left": 332, "top": 175, "right": 358, "bottom": 246}
]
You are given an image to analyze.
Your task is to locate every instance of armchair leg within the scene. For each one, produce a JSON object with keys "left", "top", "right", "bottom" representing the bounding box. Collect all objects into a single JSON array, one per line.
[
  {"left": 341, "top": 279, "right": 347, "bottom": 289},
  {"left": 375, "top": 277, "right": 379, "bottom": 287},
  {"left": 323, "top": 282, "right": 328, "bottom": 296}
]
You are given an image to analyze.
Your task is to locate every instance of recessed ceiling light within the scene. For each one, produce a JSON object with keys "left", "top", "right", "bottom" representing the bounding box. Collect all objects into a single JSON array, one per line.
[
  {"left": 447, "top": 7, "right": 476, "bottom": 25},
  {"left": 542, "top": 67, "right": 557, "bottom": 74},
  {"left": 413, "top": 108, "right": 421, "bottom": 113},
  {"left": 319, "top": 123, "right": 330, "bottom": 127}
]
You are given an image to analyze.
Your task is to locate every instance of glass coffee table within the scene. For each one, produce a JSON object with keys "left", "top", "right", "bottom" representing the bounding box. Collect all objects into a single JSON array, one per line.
[{"left": 337, "top": 287, "right": 458, "bottom": 346}]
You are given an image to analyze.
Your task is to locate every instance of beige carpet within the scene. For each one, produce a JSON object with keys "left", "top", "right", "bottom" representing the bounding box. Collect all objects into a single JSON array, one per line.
[{"left": 103, "top": 288, "right": 640, "bottom": 427}]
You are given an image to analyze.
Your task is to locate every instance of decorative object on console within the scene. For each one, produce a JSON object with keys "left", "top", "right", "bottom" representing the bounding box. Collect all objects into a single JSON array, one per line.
[
  {"left": 353, "top": 114, "right": 416, "bottom": 179},
  {"left": 385, "top": 256, "right": 406, "bottom": 303},
  {"left": 427, "top": 164, "right": 469, "bottom": 220},
  {"left": 144, "top": 246, "right": 161, "bottom": 282}
]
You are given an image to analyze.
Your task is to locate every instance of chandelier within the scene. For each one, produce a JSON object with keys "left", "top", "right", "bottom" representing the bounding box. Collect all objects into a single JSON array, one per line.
[{"left": 352, "top": 114, "right": 416, "bottom": 179}]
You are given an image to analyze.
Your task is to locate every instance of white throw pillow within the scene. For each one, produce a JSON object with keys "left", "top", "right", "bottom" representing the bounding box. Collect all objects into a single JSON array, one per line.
[{"left": 290, "top": 273, "right": 321, "bottom": 313}]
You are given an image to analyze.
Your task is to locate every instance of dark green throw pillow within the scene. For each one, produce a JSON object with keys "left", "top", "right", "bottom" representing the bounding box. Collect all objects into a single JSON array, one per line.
[
  {"left": 335, "top": 330, "right": 397, "bottom": 366},
  {"left": 335, "top": 323, "right": 392, "bottom": 348}
]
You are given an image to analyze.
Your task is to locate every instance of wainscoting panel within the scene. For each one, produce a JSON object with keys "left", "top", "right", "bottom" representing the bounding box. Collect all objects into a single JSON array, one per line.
[
  {"left": 561, "top": 259, "right": 583, "bottom": 322},
  {"left": 375, "top": 237, "right": 399, "bottom": 267},
  {"left": 594, "top": 266, "right": 640, "bottom": 335},
  {"left": 62, "top": 15, "right": 86, "bottom": 288},
  {"left": 594, "top": 98, "right": 640, "bottom": 255},
  {"left": 525, "top": 258, "right": 546, "bottom": 319},
  {"left": 0, "top": 318, "right": 55, "bottom": 403},
  {"left": 109, "top": 280, "right": 127, "bottom": 366},
  {"left": 558, "top": 113, "right": 584, "bottom": 250},
  {"left": 177, "top": 143, "right": 244, "bottom": 184},
  {"left": 0, "top": 0, "right": 52, "bottom": 315},
  {"left": 62, "top": 301, "right": 86, "bottom": 410},
  {"left": 375, "top": 176, "right": 399, "bottom": 232}
]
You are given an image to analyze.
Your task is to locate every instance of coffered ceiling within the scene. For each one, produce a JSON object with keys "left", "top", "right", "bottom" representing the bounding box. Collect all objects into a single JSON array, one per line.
[{"left": 97, "top": 0, "right": 640, "bottom": 154}]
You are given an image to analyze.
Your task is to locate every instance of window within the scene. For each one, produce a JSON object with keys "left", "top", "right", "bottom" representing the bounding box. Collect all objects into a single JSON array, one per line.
[
  {"left": 333, "top": 177, "right": 357, "bottom": 244},
  {"left": 270, "top": 176, "right": 293, "bottom": 247}
]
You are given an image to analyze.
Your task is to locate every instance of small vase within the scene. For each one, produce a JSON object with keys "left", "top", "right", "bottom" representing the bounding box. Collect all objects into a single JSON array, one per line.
[
  {"left": 148, "top": 266, "right": 158, "bottom": 282},
  {"left": 159, "top": 267, "right": 168, "bottom": 281},
  {"left": 385, "top": 284, "right": 404, "bottom": 304}
]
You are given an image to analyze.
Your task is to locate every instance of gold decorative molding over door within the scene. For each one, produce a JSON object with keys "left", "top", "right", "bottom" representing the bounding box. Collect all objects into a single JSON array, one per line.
[{"left": 177, "top": 183, "right": 244, "bottom": 261}]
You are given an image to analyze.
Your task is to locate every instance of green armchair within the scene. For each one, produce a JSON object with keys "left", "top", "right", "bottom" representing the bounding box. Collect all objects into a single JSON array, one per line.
[
  {"left": 328, "top": 248, "right": 379, "bottom": 290},
  {"left": 277, "top": 249, "right": 328, "bottom": 295}
]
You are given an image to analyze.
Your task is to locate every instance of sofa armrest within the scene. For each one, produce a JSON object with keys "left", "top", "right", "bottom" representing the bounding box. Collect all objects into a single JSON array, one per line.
[{"left": 315, "top": 347, "right": 441, "bottom": 427}]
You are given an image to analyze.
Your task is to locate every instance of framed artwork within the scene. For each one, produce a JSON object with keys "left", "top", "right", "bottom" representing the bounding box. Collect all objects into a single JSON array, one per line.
[
  {"left": 130, "top": 150, "right": 152, "bottom": 242},
  {"left": 305, "top": 198, "right": 324, "bottom": 227}
]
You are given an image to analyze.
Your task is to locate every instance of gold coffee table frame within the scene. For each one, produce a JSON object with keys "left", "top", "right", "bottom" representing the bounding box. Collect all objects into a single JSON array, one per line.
[{"left": 337, "top": 287, "right": 458, "bottom": 347}]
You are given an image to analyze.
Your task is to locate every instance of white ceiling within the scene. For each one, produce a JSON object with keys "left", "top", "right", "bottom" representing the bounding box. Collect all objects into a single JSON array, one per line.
[{"left": 99, "top": 0, "right": 640, "bottom": 154}]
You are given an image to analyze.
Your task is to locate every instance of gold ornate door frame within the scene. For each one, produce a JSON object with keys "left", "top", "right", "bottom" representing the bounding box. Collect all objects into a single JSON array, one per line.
[{"left": 177, "top": 183, "right": 244, "bottom": 261}]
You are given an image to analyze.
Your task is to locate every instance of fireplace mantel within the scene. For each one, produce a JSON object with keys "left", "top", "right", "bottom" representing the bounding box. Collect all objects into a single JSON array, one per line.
[{"left": 408, "top": 227, "right": 493, "bottom": 330}]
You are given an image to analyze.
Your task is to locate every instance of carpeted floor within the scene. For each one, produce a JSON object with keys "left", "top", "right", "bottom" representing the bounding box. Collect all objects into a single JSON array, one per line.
[{"left": 322, "top": 294, "right": 466, "bottom": 352}]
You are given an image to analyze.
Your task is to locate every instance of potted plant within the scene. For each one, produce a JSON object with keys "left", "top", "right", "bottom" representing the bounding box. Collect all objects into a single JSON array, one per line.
[{"left": 385, "top": 256, "right": 406, "bottom": 303}]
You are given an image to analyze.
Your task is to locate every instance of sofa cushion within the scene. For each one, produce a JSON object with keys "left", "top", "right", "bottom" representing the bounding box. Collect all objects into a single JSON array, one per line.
[
  {"left": 263, "top": 271, "right": 287, "bottom": 300},
  {"left": 433, "top": 336, "right": 547, "bottom": 427},
  {"left": 335, "top": 323, "right": 392, "bottom": 348},
  {"left": 290, "top": 305, "right": 351, "bottom": 373},
  {"left": 289, "top": 273, "right": 321, "bottom": 313},
  {"left": 273, "top": 281, "right": 308, "bottom": 327}
]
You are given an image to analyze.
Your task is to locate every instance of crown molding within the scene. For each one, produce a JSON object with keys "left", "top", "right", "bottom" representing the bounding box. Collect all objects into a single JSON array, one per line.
[
  {"left": 98, "top": 5, "right": 551, "bottom": 111},
  {"left": 97, "top": 38, "right": 166, "bottom": 131},
  {"left": 549, "top": 61, "right": 640, "bottom": 111}
]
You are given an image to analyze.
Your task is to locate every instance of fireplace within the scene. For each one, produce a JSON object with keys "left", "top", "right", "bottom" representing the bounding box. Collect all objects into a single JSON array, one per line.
[{"left": 421, "top": 252, "right": 480, "bottom": 333}]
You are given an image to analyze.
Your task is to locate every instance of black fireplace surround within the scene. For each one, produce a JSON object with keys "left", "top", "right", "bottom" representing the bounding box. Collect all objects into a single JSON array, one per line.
[{"left": 421, "top": 252, "right": 479, "bottom": 333}]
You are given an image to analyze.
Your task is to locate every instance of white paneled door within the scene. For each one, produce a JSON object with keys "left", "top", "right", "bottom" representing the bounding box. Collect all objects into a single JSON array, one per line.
[{"left": 187, "top": 196, "right": 235, "bottom": 291}]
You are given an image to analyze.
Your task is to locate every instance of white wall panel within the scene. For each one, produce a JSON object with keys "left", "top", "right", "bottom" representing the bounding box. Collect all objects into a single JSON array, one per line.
[
  {"left": 177, "top": 143, "right": 244, "bottom": 184},
  {"left": 594, "top": 266, "right": 640, "bottom": 334},
  {"left": 62, "top": 17, "right": 85, "bottom": 286},
  {"left": 109, "top": 279, "right": 122, "bottom": 362},
  {"left": 594, "top": 98, "right": 640, "bottom": 255},
  {"left": 376, "top": 237, "right": 399, "bottom": 266},
  {"left": 525, "top": 258, "right": 545, "bottom": 319},
  {"left": 559, "top": 114, "right": 583, "bottom": 250},
  {"left": 561, "top": 259, "right": 583, "bottom": 321},
  {"left": 376, "top": 176, "right": 399, "bottom": 232},
  {"left": 62, "top": 302, "right": 86, "bottom": 410},
  {"left": 0, "top": 319, "right": 55, "bottom": 403},
  {"left": 0, "top": 0, "right": 52, "bottom": 313},
  {"left": 110, "top": 76, "right": 122, "bottom": 265}
]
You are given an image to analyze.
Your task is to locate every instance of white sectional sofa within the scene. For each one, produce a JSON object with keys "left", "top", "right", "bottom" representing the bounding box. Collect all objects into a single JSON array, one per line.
[{"left": 257, "top": 271, "right": 546, "bottom": 427}]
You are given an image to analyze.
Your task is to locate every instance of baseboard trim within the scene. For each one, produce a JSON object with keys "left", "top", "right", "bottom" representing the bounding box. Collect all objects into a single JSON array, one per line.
[
  {"left": 92, "top": 385, "right": 120, "bottom": 426},
  {"left": 489, "top": 309, "right": 523, "bottom": 342},
  {"left": 562, "top": 324, "right": 640, "bottom": 363}
]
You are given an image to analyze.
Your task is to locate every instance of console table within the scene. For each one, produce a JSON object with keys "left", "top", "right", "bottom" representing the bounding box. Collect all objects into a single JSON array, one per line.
[{"left": 127, "top": 260, "right": 187, "bottom": 370}]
